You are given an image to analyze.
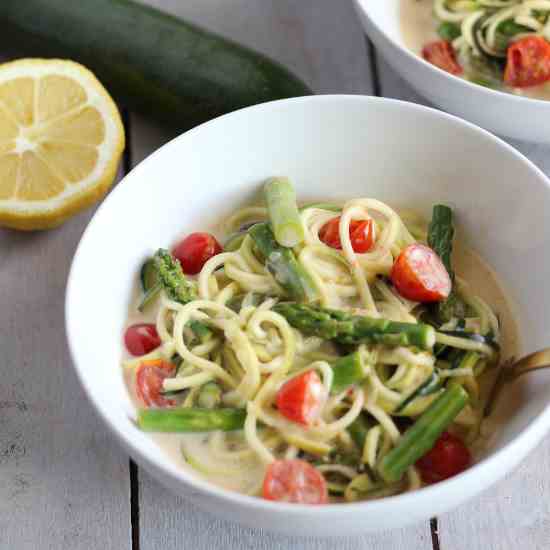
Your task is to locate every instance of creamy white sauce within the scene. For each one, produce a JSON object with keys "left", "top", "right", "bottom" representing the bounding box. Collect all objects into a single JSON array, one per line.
[
  {"left": 400, "top": 0, "right": 550, "bottom": 100},
  {"left": 122, "top": 217, "right": 521, "bottom": 494}
]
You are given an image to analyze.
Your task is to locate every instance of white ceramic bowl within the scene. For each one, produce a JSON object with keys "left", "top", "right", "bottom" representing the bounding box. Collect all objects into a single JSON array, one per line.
[
  {"left": 354, "top": 0, "right": 550, "bottom": 144},
  {"left": 66, "top": 96, "right": 550, "bottom": 536}
]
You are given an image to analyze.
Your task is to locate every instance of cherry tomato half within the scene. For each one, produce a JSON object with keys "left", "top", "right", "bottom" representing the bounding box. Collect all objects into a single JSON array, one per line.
[
  {"left": 263, "top": 459, "right": 328, "bottom": 504},
  {"left": 172, "top": 232, "right": 223, "bottom": 275},
  {"left": 124, "top": 323, "right": 161, "bottom": 356},
  {"left": 390, "top": 243, "right": 451, "bottom": 303},
  {"left": 319, "top": 217, "right": 375, "bottom": 253},
  {"left": 136, "top": 360, "right": 176, "bottom": 408},
  {"left": 422, "top": 40, "right": 463, "bottom": 75},
  {"left": 416, "top": 431, "right": 471, "bottom": 484},
  {"left": 504, "top": 36, "right": 550, "bottom": 88},
  {"left": 276, "top": 370, "right": 325, "bottom": 426}
]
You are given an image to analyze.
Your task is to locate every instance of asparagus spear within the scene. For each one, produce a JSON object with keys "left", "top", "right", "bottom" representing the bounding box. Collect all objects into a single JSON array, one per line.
[
  {"left": 138, "top": 407, "right": 246, "bottom": 432},
  {"left": 331, "top": 351, "right": 367, "bottom": 394},
  {"left": 197, "top": 382, "right": 222, "bottom": 409},
  {"left": 249, "top": 223, "right": 319, "bottom": 302},
  {"left": 264, "top": 177, "right": 304, "bottom": 247},
  {"left": 427, "top": 205, "right": 466, "bottom": 324},
  {"left": 377, "top": 385, "right": 469, "bottom": 483},
  {"left": 273, "top": 303, "right": 436, "bottom": 351},
  {"left": 154, "top": 248, "right": 197, "bottom": 304},
  {"left": 152, "top": 249, "right": 213, "bottom": 340}
]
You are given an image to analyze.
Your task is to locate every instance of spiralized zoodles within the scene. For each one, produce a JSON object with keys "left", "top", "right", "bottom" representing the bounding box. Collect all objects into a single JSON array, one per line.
[
  {"left": 416, "top": 1, "right": 550, "bottom": 92},
  {"left": 123, "top": 177, "right": 502, "bottom": 504}
]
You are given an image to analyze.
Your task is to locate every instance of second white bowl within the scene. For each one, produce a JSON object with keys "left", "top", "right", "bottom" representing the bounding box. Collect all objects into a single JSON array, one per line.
[{"left": 354, "top": 0, "right": 550, "bottom": 143}]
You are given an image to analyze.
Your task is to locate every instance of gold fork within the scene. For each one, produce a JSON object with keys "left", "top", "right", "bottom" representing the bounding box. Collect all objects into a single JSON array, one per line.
[{"left": 484, "top": 348, "right": 550, "bottom": 416}]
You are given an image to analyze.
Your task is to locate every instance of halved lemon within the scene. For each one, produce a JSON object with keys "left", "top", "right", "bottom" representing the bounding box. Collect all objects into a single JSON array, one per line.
[{"left": 0, "top": 58, "right": 125, "bottom": 230}]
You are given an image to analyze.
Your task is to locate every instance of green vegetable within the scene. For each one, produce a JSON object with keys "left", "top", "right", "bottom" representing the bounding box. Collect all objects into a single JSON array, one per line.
[
  {"left": 249, "top": 223, "right": 319, "bottom": 302},
  {"left": 378, "top": 385, "right": 469, "bottom": 483},
  {"left": 427, "top": 205, "right": 467, "bottom": 324},
  {"left": 138, "top": 258, "right": 161, "bottom": 312},
  {"left": 153, "top": 248, "right": 197, "bottom": 304},
  {"left": 438, "top": 330, "right": 499, "bottom": 351},
  {"left": 331, "top": 351, "right": 367, "bottom": 394},
  {"left": 395, "top": 371, "right": 442, "bottom": 413},
  {"left": 449, "top": 350, "right": 480, "bottom": 371},
  {"left": 226, "top": 292, "right": 263, "bottom": 313},
  {"left": 273, "top": 303, "right": 436, "bottom": 351},
  {"left": 0, "top": 0, "right": 312, "bottom": 130},
  {"left": 138, "top": 407, "right": 246, "bottom": 432},
  {"left": 188, "top": 320, "right": 213, "bottom": 344},
  {"left": 153, "top": 249, "right": 212, "bottom": 340},
  {"left": 224, "top": 232, "right": 247, "bottom": 252},
  {"left": 299, "top": 203, "right": 342, "bottom": 213},
  {"left": 348, "top": 413, "right": 372, "bottom": 450},
  {"left": 494, "top": 20, "right": 530, "bottom": 51},
  {"left": 140, "top": 259, "right": 159, "bottom": 291},
  {"left": 264, "top": 177, "right": 304, "bottom": 247},
  {"left": 197, "top": 382, "right": 222, "bottom": 409},
  {"left": 437, "top": 22, "right": 461, "bottom": 42},
  {"left": 428, "top": 205, "right": 454, "bottom": 278}
]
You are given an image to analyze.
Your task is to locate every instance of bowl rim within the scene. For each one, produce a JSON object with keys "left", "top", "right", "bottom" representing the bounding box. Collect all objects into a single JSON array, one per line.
[
  {"left": 354, "top": 0, "right": 550, "bottom": 108},
  {"left": 66, "top": 94, "right": 550, "bottom": 516}
]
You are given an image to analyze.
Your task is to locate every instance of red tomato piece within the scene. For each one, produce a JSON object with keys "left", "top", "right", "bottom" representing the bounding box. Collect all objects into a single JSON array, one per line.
[
  {"left": 263, "top": 459, "right": 328, "bottom": 504},
  {"left": 416, "top": 431, "right": 471, "bottom": 484},
  {"left": 276, "top": 370, "right": 325, "bottom": 426},
  {"left": 136, "top": 360, "right": 176, "bottom": 408},
  {"left": 422, "top": 40, "right": 463, "bottom": 75},
  {"left": 504, "top": 36, "right": 550, "bottom": 88},
  {"left": 172, "top": 232, "right": 223, "bottom": 275},
  {"left": 124, "top": 323, "right": 161, "bottom": 356},
  {"left": 391, "top": 243, "right": 451, "bottom": 302},
  {"left": 319, "top": 217, "right": 375, "bottom": 253}
]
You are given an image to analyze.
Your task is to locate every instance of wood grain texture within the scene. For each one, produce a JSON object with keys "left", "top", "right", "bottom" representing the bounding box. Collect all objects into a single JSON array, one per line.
[
  {"left": 130, "top": 0, "right": 374, "bottom": 166},
  {"left": 0, "top": 174, "right": 131, "bottom": 550},
  {"left": 376, "top": 51, "right": 550, "bottom": 550},
  {"left": 137, "top": 469, "right": 431, "bottom": 550}
]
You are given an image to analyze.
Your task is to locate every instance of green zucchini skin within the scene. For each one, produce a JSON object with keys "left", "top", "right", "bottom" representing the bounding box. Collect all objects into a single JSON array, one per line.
[{"left": 0, "top": 0, "right": 312, "bottom": 129}]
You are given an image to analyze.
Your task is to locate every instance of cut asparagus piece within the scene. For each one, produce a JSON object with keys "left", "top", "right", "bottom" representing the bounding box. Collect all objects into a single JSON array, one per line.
[
  {"left": 197, "top": 382, "right": 222, "bottom": 409},
  {"left": 273, "top": 303, "right": 436, "bottom": 350},
  {"left": 264, "top": 177, "right": 304, "bottom": 247},
  {"left": 153, "top": 249, "right": 212, "bottom": 339},
  {"left": 138, "top": 407, "right": 246, "bottom": 432},
  {"left": 249, "top": 223, "right": 319, "bottom": 302},
  {"left": 331, "top": 351, "right": 367, "bottom": 394},
  {"left": 154, "top": 248, "right": 197, "bottom": 304},
  {"left": 427, "top": 205, "right": 468, "bottom": 324},
  {"left": 137, "top": 258, "right": 161, "bottom": 312},
  {"left": 377, "top": 385, "right": 469, "bottom": 483}
]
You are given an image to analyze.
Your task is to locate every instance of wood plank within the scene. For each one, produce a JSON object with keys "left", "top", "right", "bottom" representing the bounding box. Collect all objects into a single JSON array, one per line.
[
  {"left": 138, "top": 468, "right": 431, "bottom": 549},
  {"left": 130, "top": 2, "right": 429, "bottom": 548},
  {"left": 130, "top": 0, "right": 374, "bottom": 166},
  {"left": 376, "top": 51, "right": 550, "bottom": 549},
  {"left": 0, "top": 172, "right": 131, "bottom": 549},
  {"left": 439, "top": 438, "right": 550, "bottom": 550}
]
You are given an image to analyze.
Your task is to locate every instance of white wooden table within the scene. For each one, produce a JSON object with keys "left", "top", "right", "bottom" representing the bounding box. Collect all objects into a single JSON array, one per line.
[{"left": 2, "top": 2, "right": 550, "bottom": 549}]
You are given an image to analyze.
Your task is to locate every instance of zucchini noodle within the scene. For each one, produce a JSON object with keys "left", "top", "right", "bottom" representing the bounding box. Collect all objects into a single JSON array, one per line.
[
  {"left": 419, "top": 1, "right": 550, "bottom": 93},
  {"left": 124, "top": 195, "right": 503, "bottom": 503}
]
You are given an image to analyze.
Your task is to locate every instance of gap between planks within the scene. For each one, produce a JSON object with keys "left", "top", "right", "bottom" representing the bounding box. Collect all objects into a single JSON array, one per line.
[
  {"left": 366, "top": 36, "right": 442, "bottom": 550},
  {"left": 122, "top": 108, "right": 141, "bottom": 550}
]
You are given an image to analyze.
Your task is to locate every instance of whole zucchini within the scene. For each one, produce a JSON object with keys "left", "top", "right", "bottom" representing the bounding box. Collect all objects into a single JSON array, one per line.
[{"left": 0, "top": 0, "right": 312, "bottom": 129}]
